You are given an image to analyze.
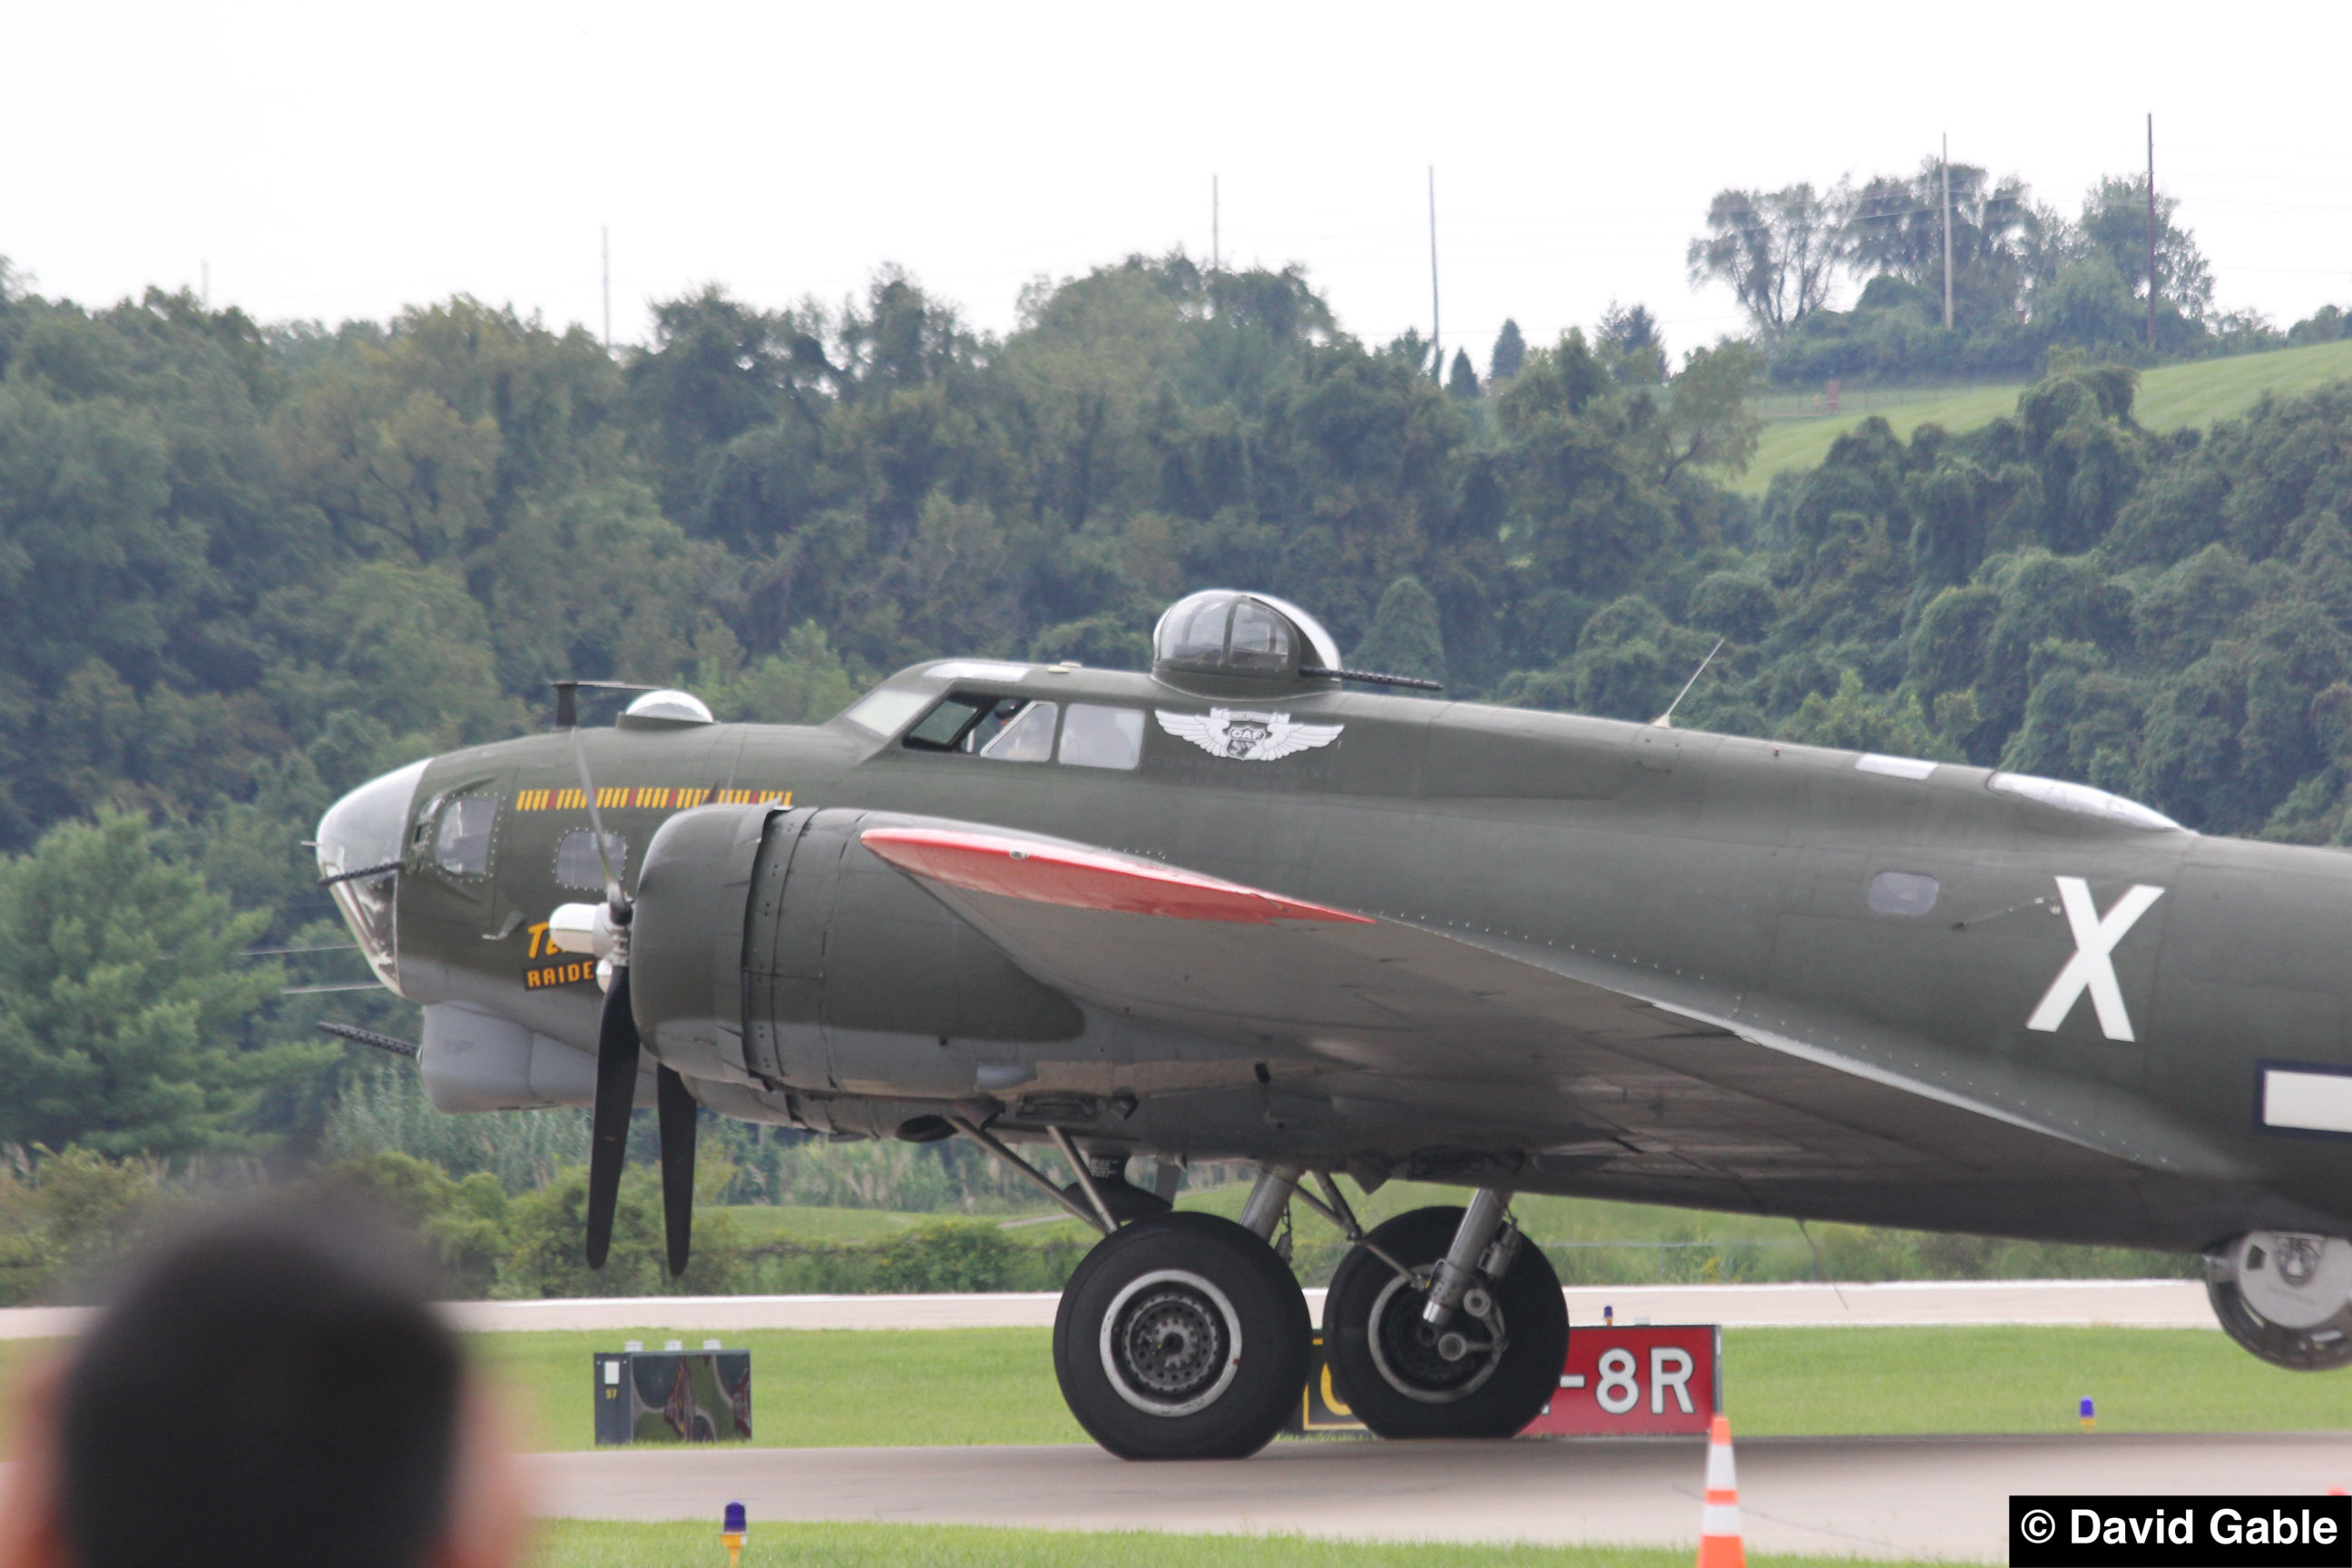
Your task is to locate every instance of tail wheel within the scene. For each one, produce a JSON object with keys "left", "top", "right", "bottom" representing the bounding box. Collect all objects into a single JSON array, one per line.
[
  {"left": 2207, "top": 1231, "right": 2352, "bottom": 1371},
  {"left": 1325, "top": 1205, "right": 1567, "bottom": 1438},
  {"left": 1053, "top": 1210, "right": 1311, "bottom": 1460}
]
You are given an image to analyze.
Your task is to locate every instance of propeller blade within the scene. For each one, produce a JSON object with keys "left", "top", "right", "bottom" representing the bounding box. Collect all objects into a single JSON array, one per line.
[
  {"left": 583, "top": 966, "right": 641, "bottom": 1270},
  {"left": 570, "top": 729, "right": 628, "bottom": 920},
  {"left": 656, "top": 1065, "right": 699, "bottom": 1278}
]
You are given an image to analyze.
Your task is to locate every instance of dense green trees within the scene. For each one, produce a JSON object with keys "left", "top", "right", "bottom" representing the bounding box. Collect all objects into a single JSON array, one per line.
[
  {"left": 0, "top": 812, "right": 319, "bottom": 1155},
  {"left": 10, "top": 245, "right": 2352, "bottom": 1181},
  {"left": 1700, "top": 156, "right": 2285, "bottom": 384}
]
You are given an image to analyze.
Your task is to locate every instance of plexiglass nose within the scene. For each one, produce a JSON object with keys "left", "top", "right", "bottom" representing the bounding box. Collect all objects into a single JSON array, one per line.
[{"left": 316, "top": 759, "right": 428, "bottom": 995}]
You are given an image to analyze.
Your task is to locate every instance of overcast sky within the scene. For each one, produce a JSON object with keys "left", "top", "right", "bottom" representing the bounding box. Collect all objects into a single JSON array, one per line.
[{"left": 8, "top": 0, "right": 2347, "bottom": 368}]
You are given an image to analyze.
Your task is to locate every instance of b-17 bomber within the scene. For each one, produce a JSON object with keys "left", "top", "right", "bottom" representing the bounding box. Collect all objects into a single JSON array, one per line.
[{"left": 318, "top": 588, "right": 2352, "bottom": 1459}]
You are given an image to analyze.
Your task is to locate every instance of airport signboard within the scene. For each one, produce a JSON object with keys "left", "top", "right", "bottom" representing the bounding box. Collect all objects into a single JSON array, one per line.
[
  {"left": 1522, "top": 1323, "right": 1721, "bottom": 1436},
  {"left": 1290, "top": 1323, "right": 1721, "bottom": 1436}
]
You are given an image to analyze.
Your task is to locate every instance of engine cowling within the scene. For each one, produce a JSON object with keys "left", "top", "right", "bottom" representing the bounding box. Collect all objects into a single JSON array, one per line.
[{"left": 628, "top": 804, "right": 1083, "bottom": 1103}]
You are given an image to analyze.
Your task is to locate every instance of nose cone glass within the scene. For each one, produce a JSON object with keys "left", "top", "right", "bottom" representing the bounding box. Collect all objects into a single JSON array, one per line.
[{"left": 316, "top": 759, "right": 428, "bottom": 995}]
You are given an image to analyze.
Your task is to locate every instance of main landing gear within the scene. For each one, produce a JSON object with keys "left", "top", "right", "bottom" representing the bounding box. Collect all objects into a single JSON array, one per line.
[{"left": 950, "top": 1125, "right": 1564, "bottom": 1459}]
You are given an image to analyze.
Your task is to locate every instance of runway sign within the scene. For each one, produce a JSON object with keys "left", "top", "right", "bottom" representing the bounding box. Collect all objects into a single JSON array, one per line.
[
  {"left": 1289, "top": 1323, "right": 1721, "bottom": 1436},
  {"left": 1524, "top": 1323, "right": 1720, "bottom": 1436},
  {"left": 593, "top": 1350, "right": 753, "bottom": 1445}
]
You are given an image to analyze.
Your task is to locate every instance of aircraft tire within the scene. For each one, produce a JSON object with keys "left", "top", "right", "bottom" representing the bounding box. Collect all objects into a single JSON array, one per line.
[
  {"left": 2206, "top": 1231, "right": 2352, "bottom": 1371},
  {"left": 1325, "top": 1205, "right": 1568, "bottom": 1439},
  {"left": 1053, "top": 1210, "right": 1311, "bottom": 1460}
]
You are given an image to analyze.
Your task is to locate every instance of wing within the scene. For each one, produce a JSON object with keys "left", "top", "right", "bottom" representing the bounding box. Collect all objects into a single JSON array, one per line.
[
  {"left": 1153, "top": 710, "right": 1224, "bottom": 754},
  {"left": 1256, "top": 719, "right": 1344, "bottom": 760},
  {"left": 859, "top": 821, "right": 2267, "bottom": 1249}
]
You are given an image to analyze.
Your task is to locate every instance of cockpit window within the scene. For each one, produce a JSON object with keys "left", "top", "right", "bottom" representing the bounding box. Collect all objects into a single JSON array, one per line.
[
  {"left": 842, "top": 686, "right": 934, "bottom": 737},
  {"left": 978, "top": 701, "right": 1057, "bottom": 761},
  {"left": 904, "top": 694, "right": 994, "bottom": 750},
  {"left": 432, "top": 797, "right": 497, "bottom": 877},
  {"left": 904, "top": 692, "right": 1056, "bottom": 760},
  {"left": 555, "top": 828, "right": 627, "bottom": 892}
]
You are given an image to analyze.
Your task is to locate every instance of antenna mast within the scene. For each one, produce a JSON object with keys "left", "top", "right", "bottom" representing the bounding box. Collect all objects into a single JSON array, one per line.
[
  {"left": 2146, "top": 114, "right": 2158, "bottom": 350},
  {"left": 1941, "top": 134, "right": 1953, "bottom": 330},
  {"left": 1427, "top": 166, "right": 1441, "bottom": 379}
]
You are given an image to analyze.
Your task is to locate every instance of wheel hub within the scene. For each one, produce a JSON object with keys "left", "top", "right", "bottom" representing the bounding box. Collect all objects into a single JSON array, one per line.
[
  {"left": 1117, "top": 1287, "right": 1225, "bottom": 1396},
  {"left": 2228, "top": 1230, "right": 2352, "bottom": 1330},
  {"left": 1367, "top": 1273, "right": 1506, "bottom": 1403},
  {"left": 1097, "top": 1268, "right": 1246, "bottom": 1417}
]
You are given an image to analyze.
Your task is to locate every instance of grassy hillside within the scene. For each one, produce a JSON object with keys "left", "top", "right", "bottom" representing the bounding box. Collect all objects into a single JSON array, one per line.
[{"left": 1740, "top": 337, "right": 2352, "bottom": 490}]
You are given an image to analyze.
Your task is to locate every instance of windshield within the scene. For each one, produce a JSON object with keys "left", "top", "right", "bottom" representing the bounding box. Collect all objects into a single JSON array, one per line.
[{"left": 316, "top": 759, "right": 427, "bottom": 992}]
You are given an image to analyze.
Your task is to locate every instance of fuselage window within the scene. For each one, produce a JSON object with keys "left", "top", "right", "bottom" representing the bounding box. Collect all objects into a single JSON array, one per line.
[
  {"left": 554, "top": 828, "right": 628, "bottom": 891},
  {"left": 1060, "top": 704, "right": 1143, "bottom": 770},
  {"left": 1867, "top": 870, "right": 1939, "bottom": 917},
  {"left": 432, "top": 797, "right": 498, "bottom": 877},
  {"left": 978, "top": 701, "right": 1058, "bottom": 761}
]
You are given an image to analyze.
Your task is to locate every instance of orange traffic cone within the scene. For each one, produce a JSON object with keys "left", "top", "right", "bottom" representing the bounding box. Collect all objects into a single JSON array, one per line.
[{"left": 1697, "top": 1414, "right": 1746, "bottom": 1568}]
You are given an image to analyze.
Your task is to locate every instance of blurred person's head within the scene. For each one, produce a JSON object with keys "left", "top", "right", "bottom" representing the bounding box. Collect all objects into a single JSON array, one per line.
[{"left": 0, "top": 1197, "right": 524, "bottom": 1568}]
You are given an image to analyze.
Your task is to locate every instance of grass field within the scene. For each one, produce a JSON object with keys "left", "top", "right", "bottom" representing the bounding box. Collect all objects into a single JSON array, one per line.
[
  {"left": 525, "top": 1519, "right": 1945, "bottom": 1568},
  {"left": 1740, "top": 337, "right": 2352, "bottom": 491},
  {"left": 470, "top": 1324, "right": 2352, "bottom": 1453}
]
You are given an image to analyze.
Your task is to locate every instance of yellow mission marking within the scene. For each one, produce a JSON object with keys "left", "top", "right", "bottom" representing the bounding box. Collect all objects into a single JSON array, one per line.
[{"left": 512, "top": 787, "right": 791, "bottom": 810}]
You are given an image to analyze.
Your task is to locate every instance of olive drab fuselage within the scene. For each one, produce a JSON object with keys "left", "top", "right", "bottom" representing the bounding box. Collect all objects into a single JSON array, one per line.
[{"left": 377, "top": 658, "right": 2352, "bottom": 1257}]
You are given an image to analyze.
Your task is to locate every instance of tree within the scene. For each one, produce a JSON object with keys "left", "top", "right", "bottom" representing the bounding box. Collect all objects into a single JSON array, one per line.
[
  {"left": 0, "top": 812, "right": 318, "bottom": 1157},
  {"left": 1846, "top": 159, "right": 2038, "bottom": 328},
  {"left": 1687, "top": 183, "right": 1852, "bottom": 331},
  {"left": 1446, "top": 349, "right": 1479, "bottom": 400},
  {"left": 1657, "top": 343, "right": 1764, "bottom": 481},
  {"left": 1490, "top": 319, "right": 1526, "bottom": 381},
  {"left": 2075, "top": 175, "right": 2214, "bottom": 321},
  {"left": 1352, "top": 576, "right": 1448, "bottom": 688},
  {"left": 1597, "top": 302, "right": 1666, "bottom": 384}
]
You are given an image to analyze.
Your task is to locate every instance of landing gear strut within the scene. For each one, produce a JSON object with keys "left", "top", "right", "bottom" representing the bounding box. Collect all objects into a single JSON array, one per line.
[{"left": 1324, "top": 1199, "right": 1568, "bottom": 1438}]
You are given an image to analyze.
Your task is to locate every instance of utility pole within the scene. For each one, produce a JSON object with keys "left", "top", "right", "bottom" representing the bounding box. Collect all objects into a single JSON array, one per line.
[
  {"left": 2146, "top": 114, "right": 2159, "bottom": 350},
  {"left": 601, "top": 227, "right": 612, "bottom": 353},
  {"left": 1941, "top": 134, "right": 1954, "bottom": 330},
  {"left": 1212, "top": 176, "right": 1220, "bottom": 273},
  {"left": 1427, "top": 166, "right": 1441, "bottom": 380}
]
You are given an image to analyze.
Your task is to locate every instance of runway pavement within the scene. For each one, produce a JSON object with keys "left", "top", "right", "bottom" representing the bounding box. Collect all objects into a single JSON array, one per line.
[
  {"left": 525, "top": 1431, "right": 2352, "bottom": 1562},
  {"left": 0, "top": 1279, "right": 2217, "bottom": 1338}
]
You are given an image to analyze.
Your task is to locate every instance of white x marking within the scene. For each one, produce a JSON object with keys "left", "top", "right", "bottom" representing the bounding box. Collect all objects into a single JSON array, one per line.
[{"left": 2024, "top": 877, "right": 2165, "bottom": 1042}]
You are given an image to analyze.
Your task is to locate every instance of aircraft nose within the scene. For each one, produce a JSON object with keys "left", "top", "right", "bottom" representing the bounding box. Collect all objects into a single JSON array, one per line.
[{"left": 316, "top": 759, "right": 430, "bottom": 995}]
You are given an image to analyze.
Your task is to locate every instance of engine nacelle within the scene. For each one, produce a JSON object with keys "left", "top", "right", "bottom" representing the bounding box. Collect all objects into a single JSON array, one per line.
[
  {"left": 2206, "top": 1230, "right": 2352, "bottom": 1369},
  {"left": 630, "top": 805, "right": 1083, "bottom": 1102}
]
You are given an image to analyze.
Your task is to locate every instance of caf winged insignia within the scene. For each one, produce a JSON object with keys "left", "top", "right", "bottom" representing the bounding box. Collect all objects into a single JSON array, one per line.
[{"left": 1156, "top": 707, "right": 1344, "bottom": 762}]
